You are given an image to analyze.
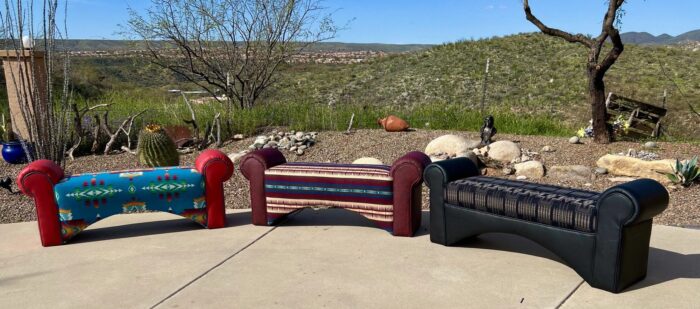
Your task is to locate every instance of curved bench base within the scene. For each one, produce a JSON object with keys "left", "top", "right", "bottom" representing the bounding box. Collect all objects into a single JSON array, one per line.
[
  {"left": 434, "top": 204, "right": 653, "bottom": 293},
  {"left": 266, "top": 207, "right": 394, "bottom": 233}
]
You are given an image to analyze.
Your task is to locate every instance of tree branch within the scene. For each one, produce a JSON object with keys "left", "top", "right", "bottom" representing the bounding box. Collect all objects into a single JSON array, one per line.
[{"left": 523, "top": 0, "right": 593, "bottom": 48}]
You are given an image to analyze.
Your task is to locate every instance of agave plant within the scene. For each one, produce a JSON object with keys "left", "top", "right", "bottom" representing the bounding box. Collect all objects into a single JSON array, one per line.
[{"left": 666, "top": 156, "right": 700, "bottom": 187}]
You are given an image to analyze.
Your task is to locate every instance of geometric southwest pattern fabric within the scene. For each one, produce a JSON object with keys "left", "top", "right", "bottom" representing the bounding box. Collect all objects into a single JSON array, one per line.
[
  {"left": 445, "top": 176, "right": 600, "bottom": 233},
  {"left": 53, "top": 167, "right": 206, "bottom": 240},
  {"left": 264, "top": 162, "right": 394, "bottom": 227}
]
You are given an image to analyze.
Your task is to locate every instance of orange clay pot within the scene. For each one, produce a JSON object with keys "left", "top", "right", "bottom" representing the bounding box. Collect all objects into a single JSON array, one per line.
[{"left": 377, "top": 115, "right": 410, "bottom": 132}]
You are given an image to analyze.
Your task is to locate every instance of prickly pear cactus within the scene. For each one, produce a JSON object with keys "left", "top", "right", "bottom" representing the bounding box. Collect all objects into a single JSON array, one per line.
[{"left": 137, "top": 124, "right": 180, "bottom": 167}]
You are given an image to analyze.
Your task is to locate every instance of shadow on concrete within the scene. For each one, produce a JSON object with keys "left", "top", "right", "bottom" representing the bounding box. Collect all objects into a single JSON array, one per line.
[
  {"left": 70, "top": 211, "right": 252, "bottom": 244},
  {"left": 437, "top": 228, "right": 700, "bottom": 292},
  {"left": 625, "top": 247, "right": 700, "bottom": 291},
  {"left": 449, "top": 233, "right": 564, "bottom": 264},
  {"left": 277, "top": 209, "right": 431, "bottom": 237},
  {"left": 0, "top": 271, "right": 48, "bottom": 286}
]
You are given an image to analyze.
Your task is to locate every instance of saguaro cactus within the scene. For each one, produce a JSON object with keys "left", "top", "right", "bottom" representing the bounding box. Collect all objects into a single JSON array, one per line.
[{"left": 137, "top": 124, "right": 179, "bottom": 167}]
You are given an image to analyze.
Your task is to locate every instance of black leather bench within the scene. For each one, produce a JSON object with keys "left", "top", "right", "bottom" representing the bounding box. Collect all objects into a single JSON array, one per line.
[{"left": 424, "top": 158, "right": 669, "bottom": 293}]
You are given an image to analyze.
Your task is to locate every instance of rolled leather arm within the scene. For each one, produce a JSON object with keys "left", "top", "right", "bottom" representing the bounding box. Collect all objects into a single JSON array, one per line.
[
  {"left": 195, "top": 149, "right": 234, "bottom": 182},
  {"left": 596, "top": 178, "right": 669, "bottom": 226},
  {"left": 17, "top": 159, "right": 65, "bottom": 196},
  {"left": 240, "top": 148, "right": 287, "bottom": 179},
  {"left": 239, "top": 148, "right": 287, "bottom": 226},
  {"left": 194, "top": 149, "right": 234, "bottom": 229},
  {"left": 423, "top": 157, "right": 480, "bottom": 187},
  {"left": 17, "top": 159, "right": 65, "bottom": 246},
  {"left": 390, "top": 151, "right": 431, "bottom": 182}
]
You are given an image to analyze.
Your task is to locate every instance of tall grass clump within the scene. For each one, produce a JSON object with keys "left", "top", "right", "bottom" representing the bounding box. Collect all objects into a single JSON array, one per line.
[{"left": 81, "top": 90, "right": 570, "bottom": 139}]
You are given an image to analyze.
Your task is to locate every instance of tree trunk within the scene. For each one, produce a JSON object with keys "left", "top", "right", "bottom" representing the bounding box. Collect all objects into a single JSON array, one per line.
[{"left": 588, "top": 71, "right": 612, "bottom": 144}]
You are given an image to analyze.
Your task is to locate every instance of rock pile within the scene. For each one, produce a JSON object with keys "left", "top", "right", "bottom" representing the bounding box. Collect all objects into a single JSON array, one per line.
[
  {"left": 250, "top": 130, "right": 318, "bottom": 156},
  {"left": 228, "top": 130, "right": 319, "bottom": 164},
  {"left": 617, "top": 148, "right": 660, "bottom": 161}
]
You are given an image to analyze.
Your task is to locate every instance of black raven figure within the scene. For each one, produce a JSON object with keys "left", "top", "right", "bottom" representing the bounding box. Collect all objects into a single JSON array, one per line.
[
  {"left": 0, "top": 177, "right": 12, "bottom": 194},
  {"left": 480, "top": 115, "right": 497, "bottom": 145}
]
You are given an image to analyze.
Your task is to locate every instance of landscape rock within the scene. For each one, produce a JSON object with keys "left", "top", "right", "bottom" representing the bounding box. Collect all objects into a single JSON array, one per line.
[
  {"left": 569, "top": 136, "right": 581, "bottom": 144},
  {"left": 596, "top": 154, "right": 674, "bottom": 183},
  {"left": 278, "top": 137, "right": 291, "bottom": 148},
  {"left": 514, "top": 160, "right": 545, "bottom": 179},
  {"left": 643, "top": 141, "right": 658, "bottom": 149},
  {"left": 594, "top": 167, "right": 608, "bottom": 175},
  {"left": 608, "top": 177, "right": 638, "bottom": 183},
  {"left": 541, "top": 145, "right": 555, "bottom": 153},
  {"left": 479, "top": 140, "right": 521, "bottom": 163},
  {"left": 425, "top": 135, "right": 480, "bottom": 161},
  {"left": 232, "top": 134, "right": 245, "bottom": 140},
  {"left": 548, "top": 165, "right": 593, "bottom": 182},
  {"left": 516, "top": 175, "right": 528, "bottom": 180},
  {"left": 352, "top": 157, "right": 384, "bottom": 165},
  {"left": 227, "top": 151, "right": 250, "bottom": 164},
  {"left": 617, "top": 149, "right": 660, "bottom": 161},
  {"left": 502, "top": 167, "right": 515, "bottom": 175}
]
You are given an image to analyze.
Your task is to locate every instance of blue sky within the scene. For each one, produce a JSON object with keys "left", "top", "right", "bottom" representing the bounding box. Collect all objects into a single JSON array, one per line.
[{"left": 64, "top": 0, "right": 700, "bottom": 44}]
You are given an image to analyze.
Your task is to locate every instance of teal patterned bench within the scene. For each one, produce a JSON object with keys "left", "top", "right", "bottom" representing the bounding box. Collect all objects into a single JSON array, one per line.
[
  {"left": 54, "top": 166, "right": 209, "bottom": 240},
  {"left": 18, "top": 150, "right": 234, "bottom": 246}
]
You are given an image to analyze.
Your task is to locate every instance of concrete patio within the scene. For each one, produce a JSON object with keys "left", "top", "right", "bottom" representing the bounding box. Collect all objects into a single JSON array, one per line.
[{"left": 1, "top": 209, "right": 698, "bottom": 308}]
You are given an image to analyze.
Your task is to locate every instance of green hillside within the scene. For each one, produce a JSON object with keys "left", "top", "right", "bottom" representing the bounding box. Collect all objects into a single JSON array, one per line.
[
  {"left": 266, "top": 33, "right": 700, "bottom": 139},
  {"left": 3, "top": 33, "right": 699, "bottom": 140}
]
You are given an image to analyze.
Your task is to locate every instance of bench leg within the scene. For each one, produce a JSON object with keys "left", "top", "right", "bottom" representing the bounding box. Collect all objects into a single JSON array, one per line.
[{"left": 593, "top": 219, "right": 654, "bottom": 292}]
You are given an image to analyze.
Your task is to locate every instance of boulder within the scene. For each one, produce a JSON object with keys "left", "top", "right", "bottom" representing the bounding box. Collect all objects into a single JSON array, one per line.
[
  {"left": 377, "top": 115, "right": 410, "bottom": 132},
  {"left": 596, "top": 154, "right": 674, "bottom": 183},
  {"left": 425, "top": 135, "right": 480, "bottom": 162},
  {"left": 352, "top": 157, "right": 384, "bottom": 165},
  {"left": 548, "top": 165, "right": 593, "bottom": 182},
  {"left": 608, "top": 177, "right": 638, "bottom": 183},
  {"left": 457, "top": 151, "right": 480, "bottom": 168},
  {"left": 569, "top": 136, "right": 581, "bottom": 144},
  {"left": 594, "top": 167, "right": 608, "bottom": 175},
  {"left": 228, "top": 151, "right": 249, "bottom": 164},
  {"left": 541, "top": 145, "right": 555, "bottom": 153},
  {"left": 514, "top": 160, "right": 545, "bottom": 179},
  {"left": 480, "top": 140, "right": 521, "bottom": 163}
]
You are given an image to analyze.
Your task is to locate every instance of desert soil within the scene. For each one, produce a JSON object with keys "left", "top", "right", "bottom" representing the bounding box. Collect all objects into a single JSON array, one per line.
[{"left": 1, "top": 129, "right": 698, "bottom": 227}]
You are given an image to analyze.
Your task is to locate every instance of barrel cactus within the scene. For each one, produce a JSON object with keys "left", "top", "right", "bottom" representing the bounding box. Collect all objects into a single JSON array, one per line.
[{"left": 137, "top": 124, "right": 180, "bottom": 167}]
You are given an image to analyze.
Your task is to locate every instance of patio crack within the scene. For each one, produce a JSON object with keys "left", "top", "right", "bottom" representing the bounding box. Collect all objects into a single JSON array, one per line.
[
  {"left": 149, "top": 221, "right": 286, "bottom": 308},
  {"left": 555, "top": 280, "right": 584, "bottom": 308}
]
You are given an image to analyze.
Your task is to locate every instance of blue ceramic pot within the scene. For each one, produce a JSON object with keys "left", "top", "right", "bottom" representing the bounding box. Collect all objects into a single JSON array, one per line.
[{"left": 1, "top": 141, "right": 29, "bottom": 164}]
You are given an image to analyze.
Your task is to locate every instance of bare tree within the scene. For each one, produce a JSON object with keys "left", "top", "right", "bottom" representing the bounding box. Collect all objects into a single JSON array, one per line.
[
  {"left": 0, "top": 0, "right": 71, "bottom": 163},
  {"left": 67, "top": 102, "right": 111, "bottom": 160},
  {"left": 524, "top": 0, "right": 626, "bottom": 144},
  {"left": 127, "top": 0, "right": 338, "bottom": 109}
]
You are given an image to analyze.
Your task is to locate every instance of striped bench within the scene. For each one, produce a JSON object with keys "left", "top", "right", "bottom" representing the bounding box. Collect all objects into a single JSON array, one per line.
[
  {"left": 425, "top": 157, "right": 669, "bottom": 293},
  {"left": 241, "top": 149, "right": 430, "bottom": 236}
]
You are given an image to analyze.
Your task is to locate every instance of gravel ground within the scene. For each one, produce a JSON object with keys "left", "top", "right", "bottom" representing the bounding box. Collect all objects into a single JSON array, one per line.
[{"left": 1, "top": 129, "right": 699, "bottom": 227}]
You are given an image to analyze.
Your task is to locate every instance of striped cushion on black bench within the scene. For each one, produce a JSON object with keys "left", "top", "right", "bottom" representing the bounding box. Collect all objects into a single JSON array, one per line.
[{"left": 445, "top": 176, "right": 600, "bottom": 233}]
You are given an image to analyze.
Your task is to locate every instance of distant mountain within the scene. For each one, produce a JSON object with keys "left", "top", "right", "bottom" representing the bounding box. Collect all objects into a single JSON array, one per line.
[
  {"left": 621, "top": 29, "right": 700, "bottom": 45},
  {"left": 46, "top": 40, "right": 433, "bottom": 53}
]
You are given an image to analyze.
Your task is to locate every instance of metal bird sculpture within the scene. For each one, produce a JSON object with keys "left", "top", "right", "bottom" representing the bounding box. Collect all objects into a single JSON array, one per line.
[
  {"left": 480, "top": 115, "right": 497, "bottom": 146},
  {"left": 0, "top": 177, "right": 13, "bottom": 194}
]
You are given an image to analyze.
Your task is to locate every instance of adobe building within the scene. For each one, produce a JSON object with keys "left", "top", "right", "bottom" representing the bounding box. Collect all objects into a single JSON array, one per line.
[{"left": 1, "top": 48, "right": 48, "bottom": 142}]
